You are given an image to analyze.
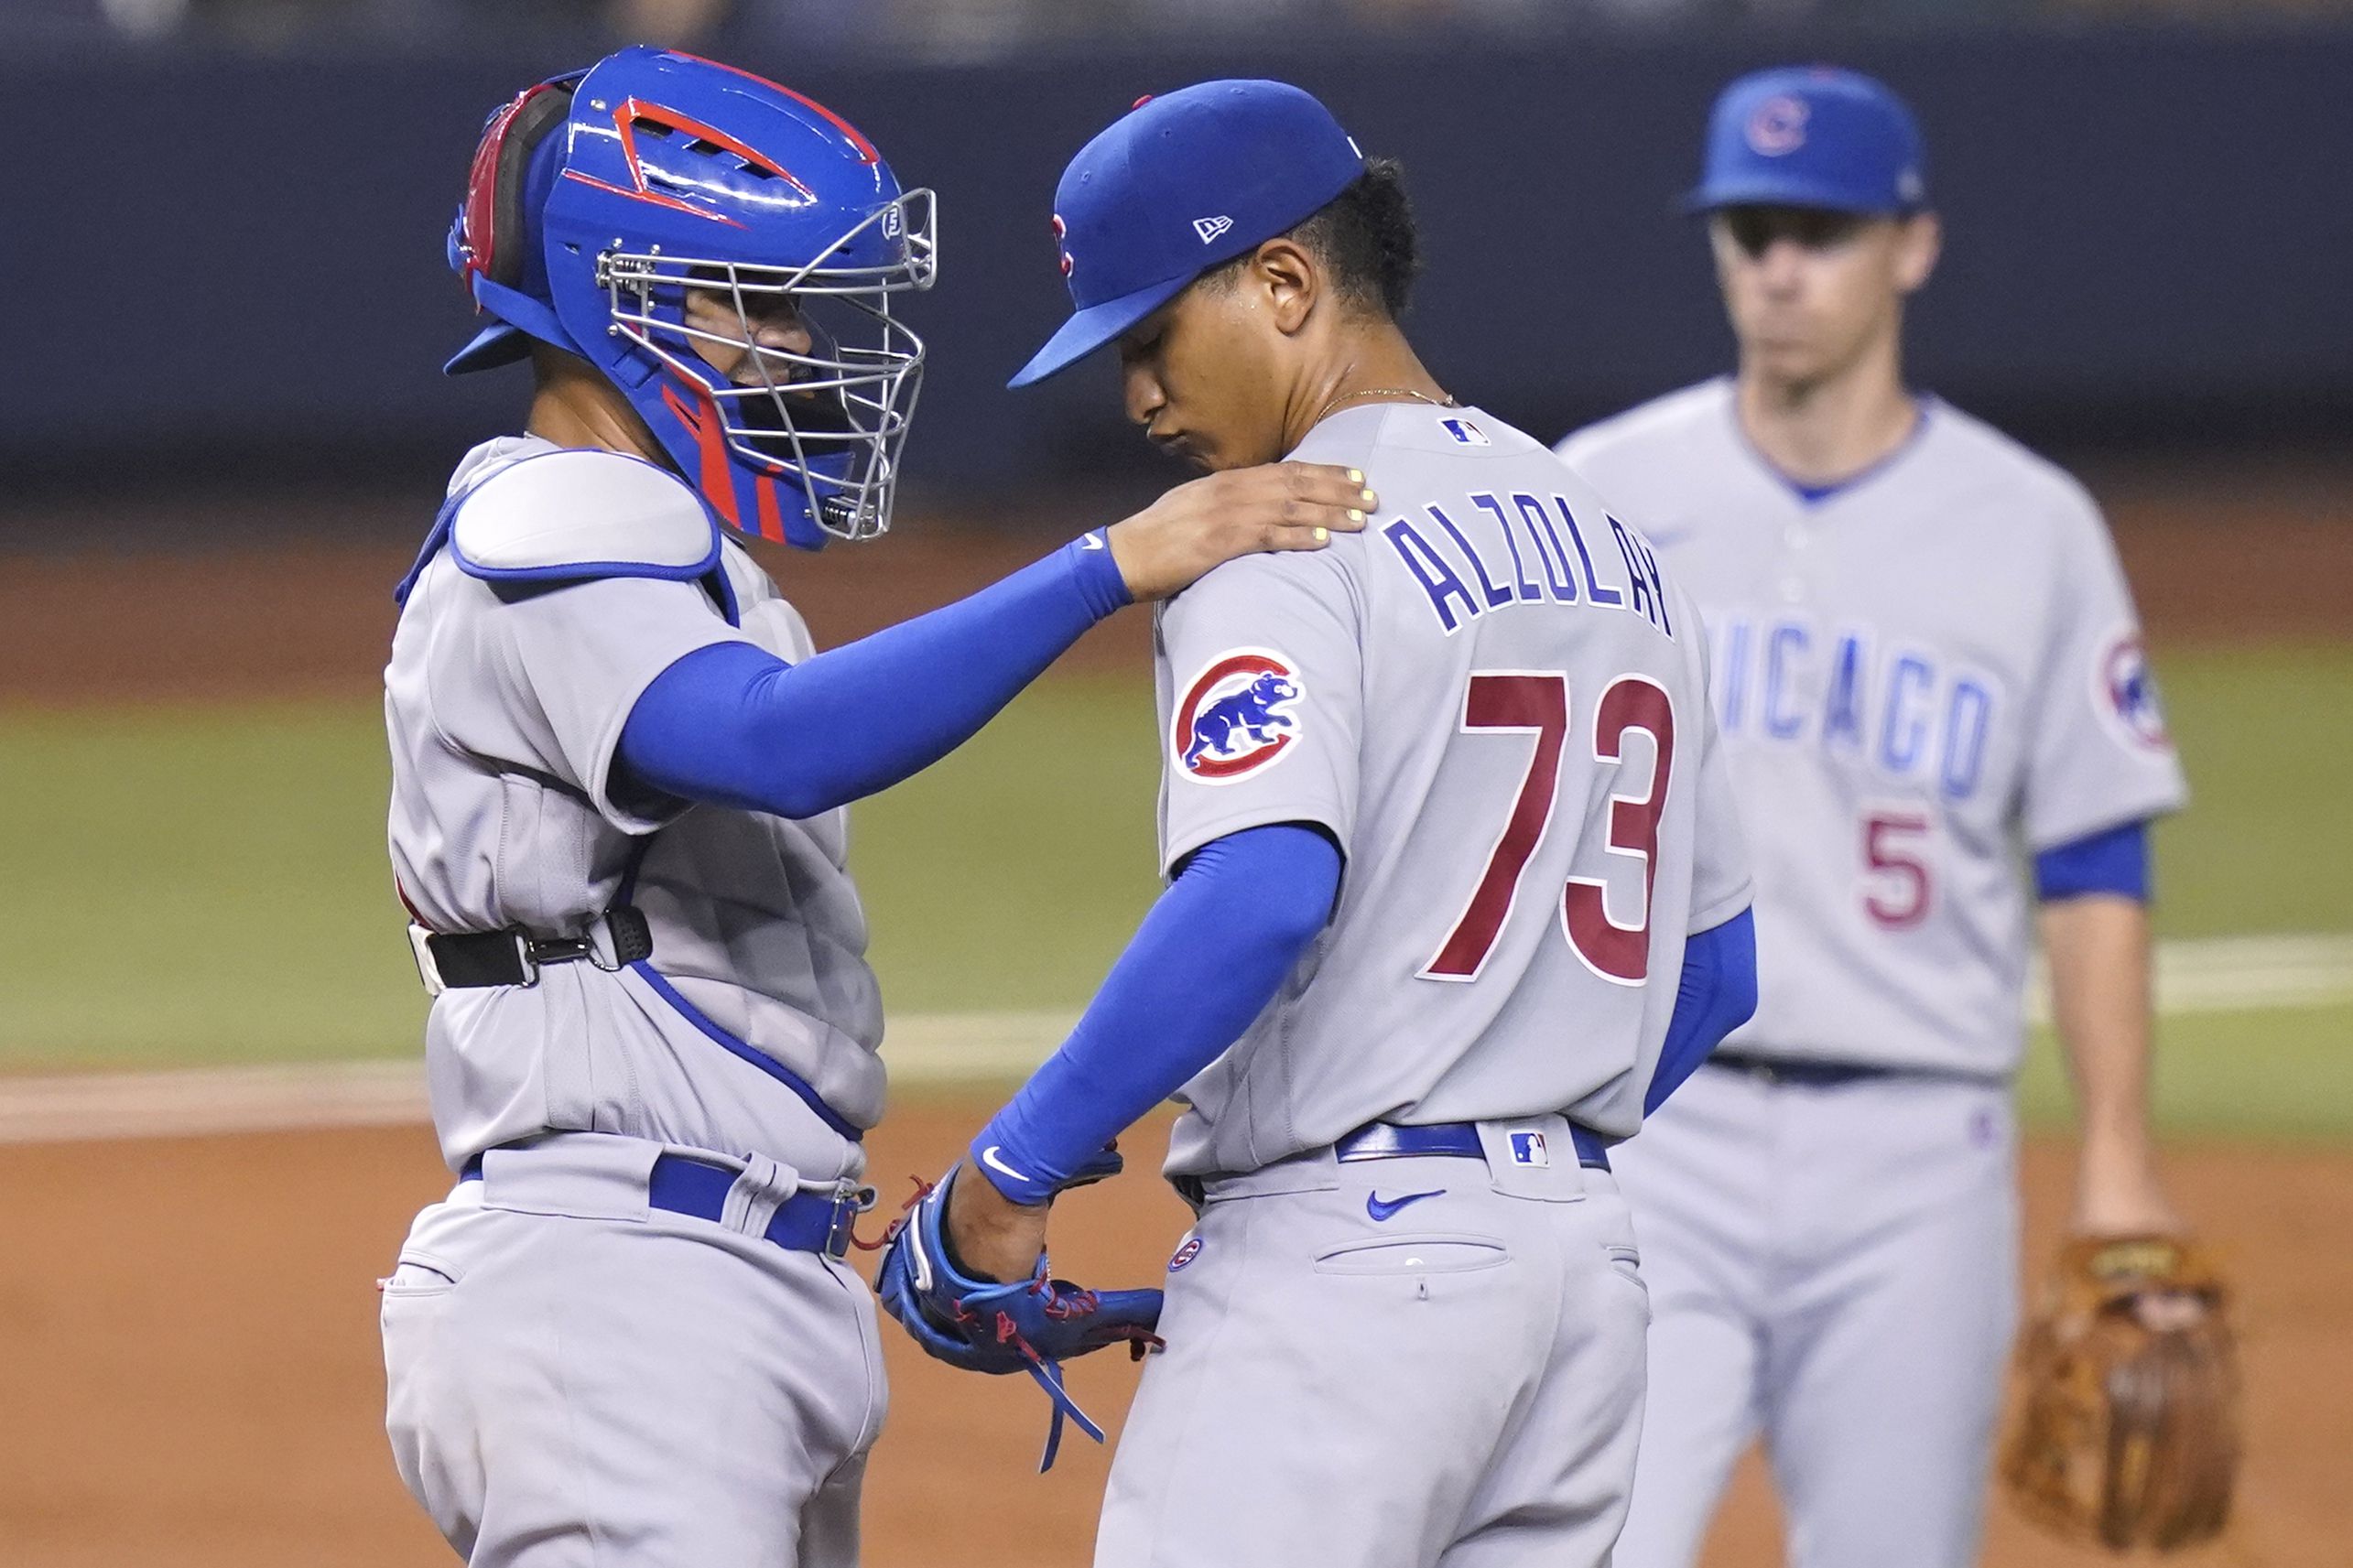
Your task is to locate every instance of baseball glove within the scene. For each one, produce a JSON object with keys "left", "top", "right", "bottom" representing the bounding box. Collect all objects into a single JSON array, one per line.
[
  {"left": 875, "top": 1164, "right": 1163, "bottom": 1469},
  {"left": 2001, "top": 1234, "right": 2240, "bottom": 1552}
]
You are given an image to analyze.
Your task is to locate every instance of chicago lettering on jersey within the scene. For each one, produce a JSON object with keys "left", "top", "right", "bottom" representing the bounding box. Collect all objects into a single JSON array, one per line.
[
  {"left": 1712, "top": 612, "right": 1997, "bottom": 800},
  {"left": 1381, "top": 492, "right": 1675, "bottom": 640}
]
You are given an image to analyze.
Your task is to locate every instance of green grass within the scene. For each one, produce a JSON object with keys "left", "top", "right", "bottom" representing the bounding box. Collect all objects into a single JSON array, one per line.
[
  {"left": 2147, "top": 643, "right": 2353, "bottom": 935},
  {"left": 0, "top": 706, "right": 428, "bottom": 1068},
  {"left": 1, "top": 643, "right": 2347, "bottom": 1141},
  {"left": 2017, "top": 1003, "right": 2353, "bottom": 1142}
]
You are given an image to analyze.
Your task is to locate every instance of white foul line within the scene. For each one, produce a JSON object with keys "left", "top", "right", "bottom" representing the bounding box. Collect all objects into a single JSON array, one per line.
[{"left": 1, "top": 934, "right": 2345, "bottom": 1147}]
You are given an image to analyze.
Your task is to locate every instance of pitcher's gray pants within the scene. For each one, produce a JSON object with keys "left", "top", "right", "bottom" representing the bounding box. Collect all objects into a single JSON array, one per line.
[
  {"left": 1096, "top": 1117, "right": 1651, "bottom": 1568},
  {"left": 1608, "top": 1064, "right": 2018, "bottom": 1568},
  {"left": 381, "top": 1135, "right": 887, "bottom": 1567}
]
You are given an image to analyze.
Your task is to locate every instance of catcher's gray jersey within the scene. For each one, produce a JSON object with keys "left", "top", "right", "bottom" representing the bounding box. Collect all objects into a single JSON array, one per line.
[
  {"left": 385, "top": 436, "right": 880, "bottom": 1183},
  {"left": 1557, "top": 379, "right": 2187, "bottom": 1077},
  {"left": 1154, "top": 404, "right": 1751, "bottom": 1178}
]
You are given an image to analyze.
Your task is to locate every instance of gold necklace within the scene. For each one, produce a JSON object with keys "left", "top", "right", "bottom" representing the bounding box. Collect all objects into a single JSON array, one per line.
[{"left": 1310, "top": 385, "right": 1459, "bottom": 427}]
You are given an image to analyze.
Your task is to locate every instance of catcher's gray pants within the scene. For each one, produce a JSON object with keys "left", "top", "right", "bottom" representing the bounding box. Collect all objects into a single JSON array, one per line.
[
  {"left": 1096, "top": 1115, "right": 1650, "bottom": 1568},
  {"left": 380, "top": 1134, "right": 887, "bottom": 1567},
  {"left": 1607, "top": 1062, "right": 2019, "bottom": 1568}
]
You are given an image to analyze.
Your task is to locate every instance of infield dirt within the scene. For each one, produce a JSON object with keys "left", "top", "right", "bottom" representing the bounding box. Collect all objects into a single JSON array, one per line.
[{"left": 0, "top": 1109, "right": 2340, "bottom": 1567}]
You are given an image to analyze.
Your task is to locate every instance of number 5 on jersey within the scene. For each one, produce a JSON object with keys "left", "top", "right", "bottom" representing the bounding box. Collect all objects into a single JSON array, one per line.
[{"left": 1422, "top": 672, "right": 1675, "bottom": 986}]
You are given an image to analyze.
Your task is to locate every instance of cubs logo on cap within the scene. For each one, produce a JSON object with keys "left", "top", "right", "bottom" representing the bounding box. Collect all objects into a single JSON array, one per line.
[
  {"left": 1745, "top": 94, "right": 1810, "bottom": 157},
  {"left": 1509, "top": 1130, "right": 1550, "bottom": 1167},
  {"left": 2097, "top": 632, "right": 2169, "bottom": 751},
  {"left": 1172, "top": 649, "right": 1306, "bottom": 784}
]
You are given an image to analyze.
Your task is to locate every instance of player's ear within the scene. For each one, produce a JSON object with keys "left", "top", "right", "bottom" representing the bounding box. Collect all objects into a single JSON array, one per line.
[
  {"left": 1893, "top": 211, "right": 1942, "bottom": 296},
  {"left": 1250, "top": 238, "right": 1320, "bottom": 337}
]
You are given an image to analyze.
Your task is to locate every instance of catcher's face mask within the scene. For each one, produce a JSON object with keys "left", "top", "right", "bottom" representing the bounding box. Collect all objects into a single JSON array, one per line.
[
  {"left": 596, "top": 200, "right": 934, "bottom": 546},
  {"left": 447, "top": 46, "right": 937, "bottom": 550}
]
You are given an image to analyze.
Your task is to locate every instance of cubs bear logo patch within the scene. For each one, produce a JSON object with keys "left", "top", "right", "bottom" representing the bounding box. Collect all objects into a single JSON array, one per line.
[
  {"left": 1172, "top": 650, "right": 1306, "bottom": 784},
  {"left": 2096, "top": 633, "right": 2169, "bottom": 751}
]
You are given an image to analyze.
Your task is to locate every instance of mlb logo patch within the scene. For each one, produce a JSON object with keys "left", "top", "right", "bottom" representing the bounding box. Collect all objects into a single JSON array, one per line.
[
  {"left": 1509, "top": 1130, "right": 1550, "bottom": 1168},
  {"left": 1440, "top": 417, "right": 1490, "bottom": 447},
  {"left": 1193, "top": 215, "right": 1234, "bottom": 244},
  {"left": 1171, "top": 650, "right": 1306, "bottom": 784},
  {"left": 2097, "top": 633, "right": 2169, "bottom": 751}
]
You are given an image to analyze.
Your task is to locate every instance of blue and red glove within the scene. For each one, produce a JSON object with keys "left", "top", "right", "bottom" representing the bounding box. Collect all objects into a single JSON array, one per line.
[{"left": 874, "top": 1162, "right": 1162, "bottom": 1470}]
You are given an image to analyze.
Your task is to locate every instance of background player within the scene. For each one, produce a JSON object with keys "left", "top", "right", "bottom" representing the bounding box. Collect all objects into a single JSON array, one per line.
[
  {"left": 876, "top": 81, "right": 1758, "bottom": 1566},
  {"left": 378, "top": 48, "right": 1367, "bottom": 1566},
  {"left": 1556, "top": 66, "right": 2192, "bottom": 1568}
]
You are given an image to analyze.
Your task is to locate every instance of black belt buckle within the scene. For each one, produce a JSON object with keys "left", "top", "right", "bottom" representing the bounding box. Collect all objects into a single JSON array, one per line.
[
  {"left": 530, "top": 936, "right": 593, "bottom": 969},
  {"left": 408, "top": 909, "right": 652, "bottom": 995}
]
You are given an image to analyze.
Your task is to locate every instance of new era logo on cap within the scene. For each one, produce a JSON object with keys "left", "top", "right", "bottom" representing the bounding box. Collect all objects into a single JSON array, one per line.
[{"left": 1193, "top": 214, "right": 1234, "bottom": 244}]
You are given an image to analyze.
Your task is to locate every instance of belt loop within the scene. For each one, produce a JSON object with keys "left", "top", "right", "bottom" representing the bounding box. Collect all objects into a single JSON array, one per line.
[
  {"left": 407, "top": 924, "right": 447, "bottom": 997},
  {"left": 722, "top": 1152, "right": 797, "bottom": 1238}
]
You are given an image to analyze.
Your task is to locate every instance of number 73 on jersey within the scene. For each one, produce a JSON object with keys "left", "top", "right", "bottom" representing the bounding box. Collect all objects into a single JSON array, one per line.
[{"left": 1422, "top": 671, "right": 1675, "bottom": 987}]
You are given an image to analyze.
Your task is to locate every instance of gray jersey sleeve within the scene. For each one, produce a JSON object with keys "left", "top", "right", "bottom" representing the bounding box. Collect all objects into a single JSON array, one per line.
[
  {"left": 2020, "top": 490, "right": 2189, "bottom": 849},
  {"left": 1686, "top": 622, "right": 1755, "bottom": 932},
  {"left": 1155, "top": 547, "right": 1364, "bottom": 875},
  {"left": 430, "top": 572, "right": 752, "bottom": 835}
]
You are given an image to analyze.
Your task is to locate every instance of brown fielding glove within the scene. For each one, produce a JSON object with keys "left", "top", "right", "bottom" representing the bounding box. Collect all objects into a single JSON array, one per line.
[{"left": 2001, "top": 1235, "right": 2240, "bottom": 1552}]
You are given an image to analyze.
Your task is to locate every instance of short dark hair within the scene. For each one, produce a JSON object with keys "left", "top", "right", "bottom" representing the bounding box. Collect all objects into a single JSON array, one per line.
[{"left": 1213, "top": 157, "right": 1422, "bottom": 319}]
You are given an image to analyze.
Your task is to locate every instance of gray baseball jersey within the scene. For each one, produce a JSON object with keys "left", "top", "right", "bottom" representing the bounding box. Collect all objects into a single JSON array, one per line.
[
  {"left": 1153, "top": 403, "right": 1751, "bottom": 1178},
  {"left": 1557, "top": 379, "right": 2187, "bottom": 1076},
  {"left": 385, "top": 435, "right": 880, "bottom": 1184}
]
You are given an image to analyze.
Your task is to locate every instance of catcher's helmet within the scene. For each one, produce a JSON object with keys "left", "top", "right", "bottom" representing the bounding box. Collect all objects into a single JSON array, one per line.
[{"left": 445, "top": 47, "right": 936, "bottom": 549}]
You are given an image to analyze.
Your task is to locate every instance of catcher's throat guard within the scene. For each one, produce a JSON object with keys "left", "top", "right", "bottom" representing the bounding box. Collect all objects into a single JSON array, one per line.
[{"left": 447, "top": 47, "right": 935, "bottom": 550}]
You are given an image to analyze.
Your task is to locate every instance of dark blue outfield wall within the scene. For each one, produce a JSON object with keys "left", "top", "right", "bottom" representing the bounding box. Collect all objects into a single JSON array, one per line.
[{"left": 5, "top": 27, "right": 2348, "bottom": 496}]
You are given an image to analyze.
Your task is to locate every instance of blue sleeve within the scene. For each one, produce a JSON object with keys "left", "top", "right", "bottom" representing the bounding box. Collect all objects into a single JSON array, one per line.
[
  {"left": 1643, "top": 908, "right": 1759, "bottom": 1116},
  {"left": 970, "top": 823, "right": 1343, "bottom": 1206},
  {"left": 615, "top": 535, "right": 1129, "bottom": 819},
  {"left": 2033, "top": 818, "right": 2152, "bottom": 903}
]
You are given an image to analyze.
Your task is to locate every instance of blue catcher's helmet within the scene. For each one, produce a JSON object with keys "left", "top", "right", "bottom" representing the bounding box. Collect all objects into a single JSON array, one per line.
[{"left": 445, "top": 47, "right": 936, "bottom": 548}]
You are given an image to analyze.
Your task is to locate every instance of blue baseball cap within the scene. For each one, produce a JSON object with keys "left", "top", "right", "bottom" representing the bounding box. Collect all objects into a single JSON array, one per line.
[
  {"left": 1686, "top": 66, "right": 1927, "bottom": 216},
  {"left": 1008, "top": 80, "right": 1367, "bottom": 389}
]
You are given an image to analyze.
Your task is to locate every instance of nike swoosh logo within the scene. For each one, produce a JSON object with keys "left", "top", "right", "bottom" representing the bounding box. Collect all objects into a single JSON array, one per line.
[
  {"left": 1079, "top": 531, "right": 1107, "bottom": 550},
  {"left": 980, "top": 1145, "right": 1032, "bottom": 1184},
  {"left": 1366, "top": 1188, "right": 1446, "bottom": 1222}
]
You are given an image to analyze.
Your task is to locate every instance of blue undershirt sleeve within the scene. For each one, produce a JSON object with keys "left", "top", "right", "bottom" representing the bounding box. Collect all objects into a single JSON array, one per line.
[
  {"left": 2033, "top": 818, "right": 2152, "bottom": 903},
  {"left": 970, "top": 823, "right": 1344, "bottom": 1206},
  {"left": 614, "top": 534, "right": 1130, "bottom": 819},
  {"left": 1643, "top": 907, "right": 1760, "bottom": 1116}
]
